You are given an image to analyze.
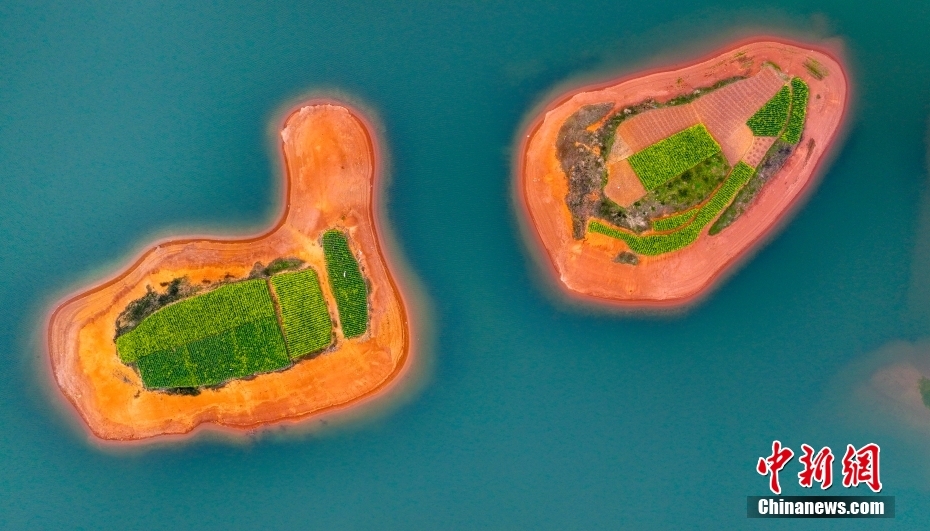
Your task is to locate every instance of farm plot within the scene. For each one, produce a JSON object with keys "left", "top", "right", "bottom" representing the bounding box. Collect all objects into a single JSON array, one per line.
[
  {"left": 589, "top": 162, "right": 756, "bottom": 255},
  {"left": 616, "top": 104, "right": 699, "bottom": 153},
  {"left": 652, "top": 209, "right": 697, "bottom": 232},
  {"left": 781, "top": 77, "right": 809, "bottom": 144},
  {"left": 692, "top": 67, "right": 784, "bottom": 163},
  {"left": 322, "top": 230, "right": 369, "bottom": 338},
  {"left": 270, "top": 269, "right": 333, "bottom": 358},
  {"left": 627, "top": 124, "right": 722, "bottom": 190},
  {"left": 746, "top": 85, "right": 790, "bottom": 136},
  {"left": 743, "top": 136, "right": 777, "bottom": 168},
  {"left": 116, "top": 279, "right": 276, "bottom": 363},
  {"left": 136, "top": 317, "right": 290, "bottom": 389}
]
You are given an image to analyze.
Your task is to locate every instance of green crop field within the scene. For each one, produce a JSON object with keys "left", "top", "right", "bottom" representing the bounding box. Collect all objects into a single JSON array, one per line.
[
  {"left": 116, "top": 232, "right": 372, "bottom": 389},
  {"left": 782, "top": 77, "right": 809, "bottom": 144},
  {"left": 652, "top": 209, "right": 697, "bottom": 232},
  {"left": 746, "top": 85, "right": 790, "bottom": 136},
  {"left": 271, "top": 269, "right": 333, "bottom": 358},
  {"left": 116, "top": 279, "right": 276, "bottom": 363},
  {"left": 589, "top": 162, "right": 756, "bottom": 255},
  {"left": 628, "top": 124, "right": 722, "bottom": 190},
  {"left": 136, "top": 317, "right": 290, "bottom": 388},
  {"left": 323, "top": 230, "right": 369, "bottom": 338}
]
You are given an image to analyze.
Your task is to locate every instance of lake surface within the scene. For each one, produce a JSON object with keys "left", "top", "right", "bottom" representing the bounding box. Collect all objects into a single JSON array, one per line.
[{"left": 2, "top": 1, "right": 930, "bottom": 529}]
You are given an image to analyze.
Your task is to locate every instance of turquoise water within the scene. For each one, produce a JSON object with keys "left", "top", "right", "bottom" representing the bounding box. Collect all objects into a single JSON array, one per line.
[{"left": 2, "top": 1, "right": 930, "bottom": 529}]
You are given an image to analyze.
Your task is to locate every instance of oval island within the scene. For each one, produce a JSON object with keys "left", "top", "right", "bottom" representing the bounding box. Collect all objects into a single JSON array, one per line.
[
  {"left": 47, "top": 103, "right": 411, "bottom": 441},
  {"left": 518, "top": 39, "right": 848, "bottom": 306}
]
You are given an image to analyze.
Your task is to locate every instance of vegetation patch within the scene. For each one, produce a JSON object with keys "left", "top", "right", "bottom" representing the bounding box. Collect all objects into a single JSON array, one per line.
[
  {"left": 709, "top": 140, "right": 794, "bottom": 235},
  {"left": 557, "top": 103, "right": 615, "bottom": 238},
  {"left": 589, "top": 162, "right": 756, "bottom": 255},
  {"left": 663, "top": 76, "right": 745, "bottom": 106},
  {"left": 920, "top": 377, "right": 930, "bottom": 410},
  {"left": 136, "top": 317, "right": 290, "bottom": 389},
  {"left": 628, "top": 124, "right": 722, "bottom": 190},
  {"left": 614, "top": 251, "right": 639, "bottom": 265},
  {"left": 803, "top": 58, "right": 827, "bottom": 80},
  {"left": 652, "top": 209, "right": 697, "bottom": 232},
  {"left": 322, "top": 230, "right": 369, "bottom": 338},
  {"left": 271, "top": 269, "right": 333, "bottom": 358},
  {"left": 116, "top": 279, "right": 276, "bottom": 364},
  {"left": 249, "top": 257, "right": 305, "bottom": 279},
  {"left": 114, "top": 277, "right": 199, "bottom": 338},
  {"left": 642, "top": 152, "right": 729, "bottom": 215},
  {"left": 746, "top": 85, "right": 790, "bottom": 136},
  {"left": 781, "top": 78, "right": 809, "bottom": 144}
]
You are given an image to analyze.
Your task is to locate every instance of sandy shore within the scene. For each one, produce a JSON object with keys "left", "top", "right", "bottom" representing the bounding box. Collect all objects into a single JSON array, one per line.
[
  {"left": 45, "top": 103, "right": 413, "bottom": 442},
  {"left": 517, "top": 38, "right": 849, "bottom": 308}
]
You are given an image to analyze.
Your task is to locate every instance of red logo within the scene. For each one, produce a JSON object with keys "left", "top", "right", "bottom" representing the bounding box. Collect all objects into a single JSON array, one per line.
[
  {"left": 758, "top": 442, "right": 882, "bottom": 494},
  {"left": 842, "top": 443, "right": 882, "bottom": 493},
  {"left": 798, "top": 444, "right": 834, "bottom": 489},
  {"left": 756, "top": 440, "right": 794, "bottom": 495}
]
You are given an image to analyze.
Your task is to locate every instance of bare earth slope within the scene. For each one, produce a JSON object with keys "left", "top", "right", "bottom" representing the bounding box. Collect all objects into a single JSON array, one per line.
[
  {"left": 46, "top": 103, "right": 411, "bottom": 441},
  {"left": 518, "top": 39, "right": 848, "bottom": 307}
]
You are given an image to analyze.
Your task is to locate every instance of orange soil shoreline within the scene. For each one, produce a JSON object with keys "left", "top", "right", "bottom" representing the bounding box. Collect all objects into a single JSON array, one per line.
[
  {"left": 516, "top": 36, "right": 850, "bottom": 309},
  {"left": 45, "top": 101, "right": 416, "bottom": 443}
]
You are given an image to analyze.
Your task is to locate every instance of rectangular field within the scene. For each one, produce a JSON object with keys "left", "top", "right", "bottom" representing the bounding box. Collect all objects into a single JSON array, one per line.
[
  {"left": 136, "top": 316, "right": 290, "bottom": 388},
  {"left": 627, "top": 124, "right": 722, "bottom": 190},
  {"left": 270, "top": 269, "right": 333, "bottom": 358},
  {"left": 781, "top": 77, "right": 810, "bottom": 144},
  {"left": 116, "top": 279, "right": 276, "bottom": 363},
  {"left": 322, "top": 230, "right": 369, "bottom": 339}
]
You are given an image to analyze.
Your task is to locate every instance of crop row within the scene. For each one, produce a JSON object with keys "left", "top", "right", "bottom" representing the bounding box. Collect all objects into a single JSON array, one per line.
[
  {"left": 652, "top": 209, "right": 697, "bottom": 232},
  {"left": 746, "top": 85, "right": 790, "bottom": 137},
  {"left": 589, "top": 162, "right": 756, "bottom": 255},
  {"left": 781, "top": 77, "right": 809, "bottom": 144},
  {"left": 116, "top": 279, "right": 275, "bottom": 363},
  {"left": 322, "top": 230, "right": 369, "bottom": 339},
  {"left": 270, "top": 269, "right": 333, "bottom": 358},
  {"left": 627, "top": 124, "right": 722, "bottom": 191},
  {"left": 136, "top": 317, "right": 290, "bottom": 389}
]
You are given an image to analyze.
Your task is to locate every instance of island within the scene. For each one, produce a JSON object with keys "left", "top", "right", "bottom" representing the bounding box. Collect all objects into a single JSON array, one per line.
[
  {"left": 46, "top": 103, "right": 412, "bottom": 441},
  {"left": 517, "top": 39, "right": 848, "bottom": 306}
]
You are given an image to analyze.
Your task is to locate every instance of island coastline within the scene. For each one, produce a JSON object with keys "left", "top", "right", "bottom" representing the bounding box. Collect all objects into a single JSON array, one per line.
[
  {"left": 515, "top": 36, "right": 851, "bottom": 309},
  {"left": 45, "top": 101, "right": 418, "bottom": 442}
]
